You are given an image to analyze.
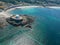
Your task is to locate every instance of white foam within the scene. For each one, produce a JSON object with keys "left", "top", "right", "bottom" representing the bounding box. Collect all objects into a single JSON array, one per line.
[
  {"left": 48, "top": 6, "right": 60, "bottom": 9},
  {"left": 1, "top": 6, "right": 60, "bottom": 17},
  {"left": 4, "top": 6, "right": 40, "bottom": 12},
  {"left": 5, "top": 6, "right": 60, "bottom": 12}
]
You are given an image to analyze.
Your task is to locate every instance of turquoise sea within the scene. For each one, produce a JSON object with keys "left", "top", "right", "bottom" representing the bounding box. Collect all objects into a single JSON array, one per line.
[{"left": 0, "top": 7, "right": 60, "bottom": 45}]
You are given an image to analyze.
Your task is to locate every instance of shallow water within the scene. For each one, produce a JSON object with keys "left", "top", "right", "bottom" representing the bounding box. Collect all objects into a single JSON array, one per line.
[{"left": 0, "top": 7, "right": 60, "bottom": 45}]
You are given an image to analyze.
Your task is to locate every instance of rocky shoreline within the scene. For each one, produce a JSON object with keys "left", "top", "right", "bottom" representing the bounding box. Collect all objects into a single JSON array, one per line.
[{"left": 0, "top": 0, "right": 60, "bottom": 11}]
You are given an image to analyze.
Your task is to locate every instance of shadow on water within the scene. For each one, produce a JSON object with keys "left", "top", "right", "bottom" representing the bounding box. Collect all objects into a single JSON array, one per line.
[{"left": 0, "top": 7, "right": 60, "bottom": 45}]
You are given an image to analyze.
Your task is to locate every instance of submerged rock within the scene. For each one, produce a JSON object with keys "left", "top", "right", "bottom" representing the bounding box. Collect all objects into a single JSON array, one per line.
[
  {"left": 0, "top": 13, "right": 34, "bottom": 29},
  {"left": 6, "top": 15, "right": 34, "bottom": 29}
]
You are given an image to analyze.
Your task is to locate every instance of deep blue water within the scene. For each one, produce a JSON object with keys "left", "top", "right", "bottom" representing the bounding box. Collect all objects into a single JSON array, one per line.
[{"left": 1, "top": 7, "right": 60, "bottom": 45}]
